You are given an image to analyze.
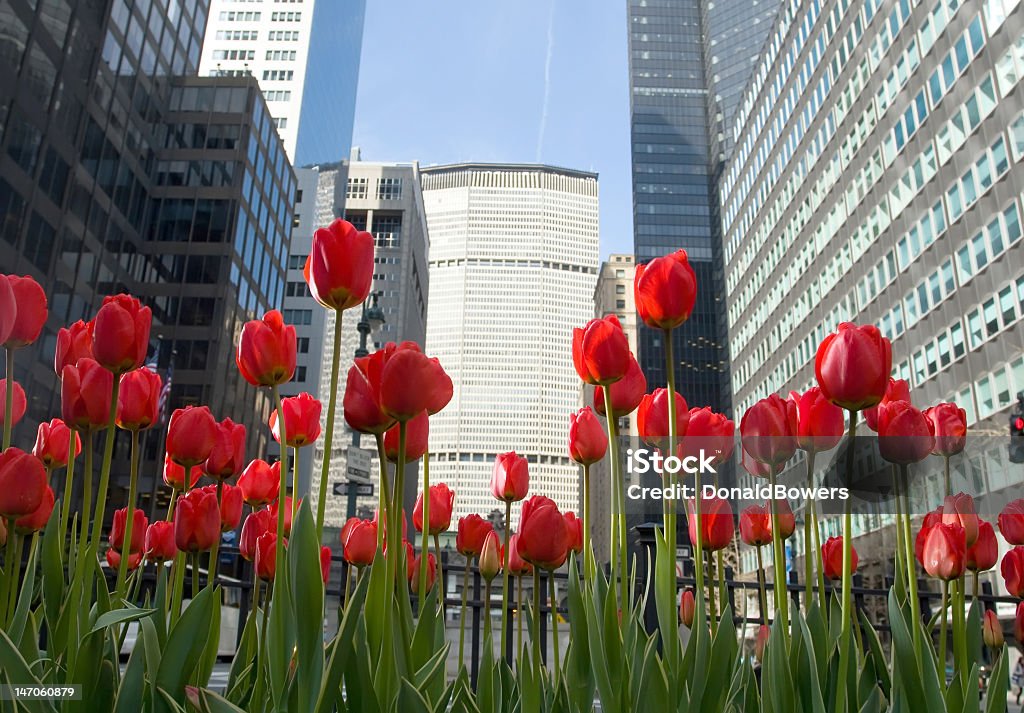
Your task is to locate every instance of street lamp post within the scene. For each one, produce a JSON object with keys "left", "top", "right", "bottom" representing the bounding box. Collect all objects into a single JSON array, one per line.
[{"left": 348, "top": 292, "right": 385, "bottom": 519}]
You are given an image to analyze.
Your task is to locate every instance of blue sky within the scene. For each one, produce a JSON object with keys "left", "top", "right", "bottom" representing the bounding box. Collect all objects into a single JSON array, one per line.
[{"left": 351, "top": 0, "right": 634, "bottom": 258}]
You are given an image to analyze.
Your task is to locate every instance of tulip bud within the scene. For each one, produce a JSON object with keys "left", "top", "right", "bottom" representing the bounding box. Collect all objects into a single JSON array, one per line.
[
  {"left": 0, "top": 379, "right": 26, "bottom": 429},
  {"left": 92, "top": 294, "right": 152, "bottom": 374},
  {"left": 821, "top": 536, "right": 857, "bottom": 580},
  {"left": 198, "top": 484, "right": 243, "bottom": 532},
  {"left": 166, "top": 406, "right": 218, "bottom": 468},
  {"left": 61, "top": 358, "right": 113, "bottom": 430},
  {"left": 789, "top": 387, "right": 844, "bottom": 453},
  {"left": 1000, "top": 500, "right": 1024, "bottom": 546},
  {"left": 14, "top": 486, "right": 55, "bottom": 534},
  {"left": 877, "top": 400, "right": 935, "bottom": 465},
  {"left": 204, "top": 418, "right": 247, "bottom": 481},
  {"left": 240, "top": 509, "right": 275, "bottom": 562},
  {"left": 237, "top": 459, "right": 281, "bottom": 506},
  {"left": 983, "top": 609, "right": 1003, "bottom": 649},
  {"left": 456, "top": 514, "right": 494, "bottom": 557},
  {"left": 162, "top": 455, "right": 203, "bottom": 491},
  {"left": 568, "top": 407, "right": 608, "bottom": 465},
  {"left": 915, "top": 508, "right": 943, "bottom": 568},
  {"left": 637, "top": 388, "right": 689, "bottom": 449},
  {"left": 116, "top": 368, "right": 162, "bottom": 431},
  {"left": 255, "top": 531, "right": 281, "bottom": 581},
  {"left": 679, "top": 589, "right": 695, "bottom": 628},
  {"left": 0, "top": 276, "right": 15, "bottom": 346},
  {"left": 54, "top": 320, "right": 93, "bottom": 375},
  {"left": 3, "top": 275, "right": 47, "bottom": 349},
  {"left": 967, "top": 521, "right": 998, "bottom": 572},
  {"left": 343, "top": 347, "right": 397, "bottom": 435},
  {"left": 594, "top": 354, "right": 646, "bottom": 417},
  {"left": 678, "top": 407, "right": 735, "bottom": 465},
  {"left": 1002, "top": 546, "right": 1024, "bottom": 598},
  {"left": 1015, "top": 602, "right": 1024, "bottom": 647},
  {"left": 754, "top": 624, "right": 770, "bottom": 663},
  {"left": 383, "top": 409, "right": 429, "bottom": 462},
  {"left": 379, "top": 344, "right": 453, "bottom": 422},
  {"left": 145, "top": 521, "right": 177, "bottom": 562},
  {"left": 507, "top": 533, "right": 533, "bottom": 576},
  {"left": 924, "top": 402, "right": 967, "bottom": 456},
  {"left": 413, "top": 483, "right": 455, "bottom": 535},
  {"left": 236, "top": 310, "right": 297, "bottom": 387},
  {"left": 341, "top": 518, "right": 377, "bottom": 566},
  {"left": 863, "top": 378, "right": 912, "bottom": 431},
  {"left": 739, "top": 505, "right": 772, "bottom": 547},
  {"left": 0, "top": 448, "right": 47, "bottom": 518},
  {"left": 110, "top": 507, "right": 148, "bottom": 553},
  {"left": 740, "top": 394, "right": 798, "bottom": 470},
  {"left": 409, "top": 551, "right": 437, "bottom": 594},
  {"left": 174, "top": 488, "right": 221, "bottom": 552},
  {"left": 572, "top": 315, "right": 630, "bottom": 386},
  {"left": 491, "top": 452, "right": 529, "bottom": 503},
  {"left": 634, "top": 250, "right": 697, "bottom": 330},
  {"left": 479, "top": 530, "right": 502, "bottom": 582},
  {"left": 564, "top": 511, "right": 583, "bottom": 554},
  {"left": 814, "top": 323, "right": 892, "bottom": 412},
  {"left": 270, "top": 392, "right": 322, "bottom": 448},
  {"left": 942, "top": 493, "right": 979, "bottom": 548},
  {"left": 517, "top": 496, "right": 570, "bottom": 570},
  {"left": 32, "top": 419, "right": 81, "bottom": 469},
  {"left": 320, "top": 545, "right": 332, "bottom": 585},
  {"left": 921, "top": 522, "right": 966, "bottom": 581},
  {"left": 106, "top": 548, "right": 142, "bottom": 571},
  {"left": 687, "top": 495, "right": 734, "bottom": 552},
  {"left": 304, "top": 219, "right": 374, "bottom": 311},
  {"left": 270, "top": 497, "right": 299, "bottom": 538}
]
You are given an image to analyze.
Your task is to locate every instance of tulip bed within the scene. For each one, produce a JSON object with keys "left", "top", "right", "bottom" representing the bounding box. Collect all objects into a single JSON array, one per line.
[{"left": 0, "top": 219, "right": 1017, "bottom": 712}]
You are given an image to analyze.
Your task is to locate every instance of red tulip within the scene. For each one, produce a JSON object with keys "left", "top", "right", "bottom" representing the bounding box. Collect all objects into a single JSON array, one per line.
[
  {"left": 173, "top": 488, "right": 221, "bottom": 552},
  {"left": 740, "top": 394, "right": 798, "bottom": 470},
  {"left": 116, "top": 368, "right": 161, "bottom": 431},
  {"left": 341, "top": 518, "right": 377, "bottom": 566},
  {"left": 61, "top": 358, "right": 113, "bottom": 430},
  {"left": 1015, "top": 602, "right": 1024, "bottom": 644},
  {"left": 876, "top": 401, "right": 935, "bottom": 465},
  {"left": 166, "top": 406, "right": 218, "bottom": 467},
  {"left": 106, "top": 548, "right": 142, "bottom": 571},
  {"left": 915, "top": 507, "right": 944, "bottom": 568},
  {"left": 507, "top": 533, "right": 533, "bottom": 576},
  {"left": 413, "top": 483, "right": 455, "bottom": 535},
  {"left": 634, "top": 249, "right": 697, "bottom": 330},
  {"left": 679, "top": 407, "right": 735, "bottom": 465},
  {"left": 240, "top": 508, "right": 275, "bottom": 561},
  {"left": 1002, "top": 546, "right": 1024, "bottom": 597},
  {"left": 110, "top": 507, "right": 148, "bottom": 553},
  {"left": 942, "top": 493, "right": 979, "bottom": 548},
  {"left": 162, "top": 455, "right": 203, "bottom": 491},
  {"left": 383, "top": 409, "right": 429, "bottom": 462},
  {"left": 788, "top": 387, "right": 844, "bottom": 453},
  {"left": 0, "top": 518, "right": 6, "bottom": 547},
  {"left": 815, "top": 323, "right": 892, "bottom": 412},
  {"left": 378, "top": 343, "right": 453, "bottom": 422},
  {"left": 145, "top": 521, "right": 177, "bottom": 561},
  {"left": 269, "top": 497, "right": 299, "bottom": 537},
  {"left": 925, "top": 402, "right": 968, "bottom": 457},
  {"left": 517, "top": 495, "right": 570, "bottom": 570},
  {"left": 92, "top": 294, "right": 152, "bottom": 373},
  {"left": 255, "top": 531, "right": 281, "bottom": 581},
  {"left": 594, "top": 353, "right": 647, "bottom": 416},
  {"left": 236, "top": 310, "right": 296, "bottom": 387},
  {"left": 821, "top": 536, "right": 857, "bottom": 580},
  {"left": 0, "top": 448, "right": 47, "bottom": 518},
  {"left": 14, "top": 485, "right": 54, "bottom": 533},
  {"left": 343, "top": 346, "right": 398, "bottom": 435},
  {"left": 0, "top": 379, "right": 26, "bottom": 428},
  {"left": 409, "top": 551, "right": 437, "bottom": 594},
  {"left": 270, "top": 392, "right": 322, "bottom": 448},
  {"left": 198, "top": 484, "right": 243, "bottom": 532},
  {"left": 237, "top": 459, "right": 280, "bottom": 506},
  {"left": 564, "top": 511, "right": 583, "bottom": 554},
  {"left": 755, "top": 625, "right": 770, "bottom": 663},
  {"left": 304, "top": 218, "right": 374, "bottom": 311},
  {"left": 687, "top": 495, "right": 734, "bottom": 552},
  {"left": 772, "top": 499, "right": 796, "bottom": 540},
  {"left": 456, "top": 514, "right": 494, "bottom": 557},
  {"left": 637, "top": 388, "right": 689, "bottom": 449},
  {"left": 984, "top": 609, "right": 1004, "bottom": 648},
  {"left": 572, "top": 315, "right": 630, "bottom": 386},
  {"left": 54, "top": 320, "right": 94, "bottom": 375},
  {"left": 0, "top": 276, "right": 14, "bottom": 346},
  {"left": 491, "top": 452, "right": 529, "bottom": 502},
  {"left": 568, "top": 407, "right": 607, "bottom": 466},
  {"left": 741, "top": 448, "right": 780, "bottom": 478},
  {"left": 3, "top": 275, "right": 47, "bottom": 349},
  {"left": 967, "top": 520, "right": 998, "bottom": 572},
  {"left": 479, "top": 530, "right": 502, "bottom": 581},
  {"left": 373, "top": 507, "right": 407, "bottom": 543},
  {"left": 402, "top": 541, "right": 415, "bottom": 578},
  {"left": 320, "top": 546, "right": 332, "bottom": 585},
  {"left": 921, "top": 522, "right": 966, "bottom": 581},
  {"left": 862, "top": 378, "right": 912, "bottom": 431},
  {"left": 679, "top": 589, "right": 695, "bottom": 628},
  {"left": 204, "top": 419, "right": 247, "bottom": 480},
  {"left": 32, "top": 419, "right": 81, "bottom": 469},
  {"left": 739, "top": 505, "right": 772, "bottom": 547},
  {"left": 1000, "top": 500, "right": 1024, "bottom": 545}
]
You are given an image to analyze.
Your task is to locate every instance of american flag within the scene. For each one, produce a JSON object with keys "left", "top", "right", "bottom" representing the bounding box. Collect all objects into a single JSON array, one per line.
[{"left": 146, "top": 345, "right": 174, "bottom": 424}]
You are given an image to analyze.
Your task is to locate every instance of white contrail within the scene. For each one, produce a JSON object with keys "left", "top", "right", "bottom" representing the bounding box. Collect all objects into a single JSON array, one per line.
[{"left": 535, "top": 0, "right": 555, "bottom": 163}]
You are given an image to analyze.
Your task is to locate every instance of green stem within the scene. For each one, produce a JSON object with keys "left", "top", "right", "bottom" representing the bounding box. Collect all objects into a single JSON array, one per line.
[
  {"left": 769, "top": 470, "right": 789, "bottom": 636},
  {"left": 517, "top": 574, "right": 524, "bottom": 660},
  {"left": 804, "top": 451, "right": 816, "bottom": 606},
  {"left": 955, "top": 575, "right": 968, "bottom": 689},
  {"left": 944, "top": 455, "right": 951, "bottom": 497},
  {"left": 602, "top": 388, "right": 624, "bottom": 608},
  {"left": 532, "top": 568, "right": 542, "bottom": 670},
  {"left": 708, "top": 551, "right": 718, "bottom": 634},
  {"left": 893, "top": 465, "right": 905, "bottom": 588},
  {"left": 434, "top": 532, "right": 444, "bottom": 617},
  {"left": 664, "top": 329, "right": 678, "bottom": 622},
  {"left": 271, "top": 385, "right": 288, "bottom": 599},
  {"left": 838, "top": 410, "right": 858, "bottom": 709},
  {"left": 58, "top": 428, "right": 78, "bottom": 556},
  {"left": 939, "top": 581, "right": 949, "bottom": 683},
  {"left": 500, "top": 498, "right": 512, "bottom": 659},
  {"left": 90, "top": 377, "right": 121, "bottom": 551},
  {"left": 77, "top": 434, "right": 94, "bottom": 563},
  {"left": 418, "top": 436, "right": 430, "bottom": 606},
  {"left": 393, "top": 423, "right": 407, "bottom": 596},
  {"left": 3, "top": 347, "right": 13, "bottom": 450},
  {"left": 191, "top": 551, "right": 199, "bottom": 600},
  {"left": 169, "top": 551, "right": 186, "bottom": 627},
  {"left": 5, "top": 530, "right": 24, "bottom": 625},
  {"left": 252, "top": 575, "right": 261, "bottom": 622},
  {"left": 582, "top": 463, "right": 592, "bottom": 580},
  {"left": 343, "top": 563, "right": 351, "bottom": 607},
  {"left": 549, "top": 573, "right": 560, "bottom": 681},
  {"left": 374, "top": 433, "right": 390, "bottom": 551},
  {"left": 717, "top": 548, "right": 727, "bottom": 617},
  {"left": 1, "top": 518, "right": 15, "bottom": 627},
  {"left": 116, "top": 428, "right": 141, "bottom": 598},
  {"left": 756, "top": 546, "right": 769, "bottom": 625},
  {"left": 207, "top": 481, "right": 223, "bottom": 589},
  {"left": 458, "top": 558, "right": 470, "bottom": 666},
  {"left": 973, "top": 571, "right": 978, "bottom": 602},
  {"left": 898, "top": 465, "right": 924, "bottom": 668},
  {"left": 316, "top": 317, "right": 343, "bottom": 539},
  {"left": 291, "top": 446, "right": 300, "bottom": 522},
  {"left": 484, "top": 579, "right": 492, "bottom": 642},
  {"left": 165, "top": 486, "right": 179, "bottom": 522}
]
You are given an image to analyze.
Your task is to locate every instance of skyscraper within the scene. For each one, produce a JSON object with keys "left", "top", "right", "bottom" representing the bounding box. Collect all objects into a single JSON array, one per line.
[
  {"left": 627, "top": 0, "right": 778, "bottom": 415},
  {"left": 420, "top": 163, "right": 600, "bottom": 523},
  {"left": 199, "top": 0, "right": 365, "bottom": 164}
]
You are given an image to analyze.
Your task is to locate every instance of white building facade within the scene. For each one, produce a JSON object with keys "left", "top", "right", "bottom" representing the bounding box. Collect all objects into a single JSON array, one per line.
[{"left": 420, "top": 164, "right": 600, "bottom": 525}]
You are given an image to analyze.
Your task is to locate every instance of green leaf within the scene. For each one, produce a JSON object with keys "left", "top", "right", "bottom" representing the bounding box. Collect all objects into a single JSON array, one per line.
[
  {"left": 226, "top": 604, "right": 259, "bottom": 705},
  {"left": 189, "top": 688, "right": 250, "bottom": 713},
  {"left": 289, "top": 501, "right": 325, "bottom": 713},
  {"left": 858, "top": 608, "right": 891, "bottom": 699},
  {"left": 317, "top": 571, "right": 369, "bottom": 713},
  {"left": 398, "top": 678, "right": 433, "bottom": 713},
  {"left": 985, "top": 647, "right": 1009, "bottom": 713},
  {"left": 114, "top": 627, "right": 147, "bottom": 713},
  {"left": 194, "top": 586, "right": 222, "bottom": 691},
  {"left": 90, "top": 606, "right": 157, "bottom": 634},
  {"left": 266, "top": 561, "right": 296, "bottom": 709},
  {"left": 156, "top": 584, "right": 217, "bottom": 711},
  {"left": 41, "top": 505, "right": 64, "bottom": 631},
  {"left": 8, "top": 531, "right": 41, "bottom": 646},
  {"left": 0, "top": 629, "right": 56, "bottom": 713}
]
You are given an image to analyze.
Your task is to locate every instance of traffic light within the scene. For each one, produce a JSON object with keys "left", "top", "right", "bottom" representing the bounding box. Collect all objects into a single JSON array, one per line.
[{"left": 1012, "top": 392, "right": 1024, "bottom": 464}]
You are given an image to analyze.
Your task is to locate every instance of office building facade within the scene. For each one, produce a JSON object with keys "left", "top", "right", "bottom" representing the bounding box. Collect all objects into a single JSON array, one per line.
[
  {"left": 421, "top": 163, "right": 599, "bottom": 525},
  {"left": 199, "top": 0, "right": 365, "bottom": 165},
  {"left": 722, "top": 0, "right": 1024, "bottom": 577}
]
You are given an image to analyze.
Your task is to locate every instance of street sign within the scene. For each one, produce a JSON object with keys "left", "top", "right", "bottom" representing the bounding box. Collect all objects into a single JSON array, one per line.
[
  {"left": 346, "top": 447, "right": 372, "bottom": 483},
  {"left": 333, "top": 481, "right": 374, "bottom": 497}
]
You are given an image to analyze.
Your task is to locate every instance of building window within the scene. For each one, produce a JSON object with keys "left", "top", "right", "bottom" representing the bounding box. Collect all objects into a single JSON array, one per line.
[
  {"left": 265, "top": 50, "right": 297, "bottom": 61},
  {"left": 616, "top": 299, "right": 626, "bottom": 309},
  {"left": 344, "top": 211, "right": 367, "bottom": 231},
  {"left": 287, "top": 254, "right": 307, "bottom": 270},
  {"left": 262, "top": 70, "right": 294, "bottom": 81},
  {"left": 295, "top": 365, "right": 307, "bottom": 382},
  {"left": 615, "top": 284, "right": 625, "bottom": 294},
  {"left": 297, "top": 337, "right": 310, "bottom": 354},
  {"left": 346, "top": 177, "right": 367, "bottom": 199},
  {"left": 282, "top": 308, "right": 312, "bottom": 325},
  {"left": 376, "top": 178, "right": 402, "bottom": 200},
  {"left": 373, "top": 215, "right": 402, "bottom": 248}
]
